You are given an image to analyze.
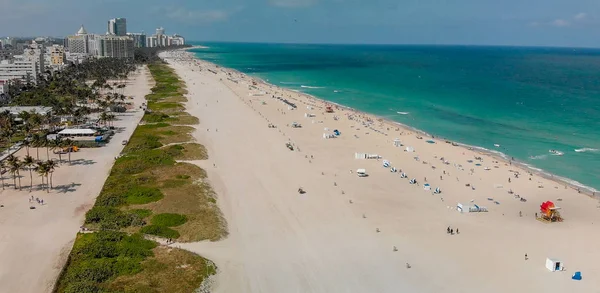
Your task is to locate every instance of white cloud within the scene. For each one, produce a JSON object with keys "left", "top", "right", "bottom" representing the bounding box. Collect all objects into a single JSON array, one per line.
[
  {"left": 269, "top": 0, "right": 317, "bottom": 8},
  {"left": 551, "top": 19, "right": 569, "bottom": 27},
  {"left": 574, "top": 12, "right": 587, "bottom": 20}
]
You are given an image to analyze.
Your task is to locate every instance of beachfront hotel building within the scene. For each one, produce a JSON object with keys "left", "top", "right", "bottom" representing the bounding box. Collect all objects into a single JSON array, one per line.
[
  {"left": 96, "top": 36, "right": 134, "bottom": 59},
  {"left": 67, "top": 25, "right": 90, "bottom": 54},
  {"left": 146, "top": 27, "right": 185, "bottom": 48},
  {"left": 66, "top": 25, "right": 134, "bottom": 59},
  {"left": 107, "top": 18, "right": 127, "bottom": 36},
  {"left": 127, "top": 32, "right": 146, "bottom": 48}
]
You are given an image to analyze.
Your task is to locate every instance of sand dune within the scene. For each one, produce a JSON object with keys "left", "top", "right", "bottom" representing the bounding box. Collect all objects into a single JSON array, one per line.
[{"left": 163, "top": 50, "right": 600, "bottom": 293}]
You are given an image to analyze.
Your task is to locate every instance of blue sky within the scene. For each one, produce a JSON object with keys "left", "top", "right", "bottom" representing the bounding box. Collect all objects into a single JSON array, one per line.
[{"left": 2, "top": 0, "right": 600, "bottom": 47}]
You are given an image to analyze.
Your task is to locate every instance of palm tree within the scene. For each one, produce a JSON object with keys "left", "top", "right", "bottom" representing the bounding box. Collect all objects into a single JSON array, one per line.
[
  {"left": 0, "top": 159, "right": 6, "bottom": 190},
  {"left": 22, "top": 155, "right": 35, "bottom": 191},
  {"left": 21, "top": 137, "right": 31, "bottom": 157},
  {"left": 6, "top": 155, "right": 21, "bottom": 190},
  {"left": 36, "top": 161, "right": 50, "bottom": 193},
  {"left": 52, "top": 137, "right": 64, "bottom": 163},
  {"left": 45, "top": 160, "right": 58, "bottom": 189},
  {"left": 63, "top": 138, "right": 74, "bottom": 164},
  {"left": 31, "top": 133, "right": 43, "bottom": 161}
]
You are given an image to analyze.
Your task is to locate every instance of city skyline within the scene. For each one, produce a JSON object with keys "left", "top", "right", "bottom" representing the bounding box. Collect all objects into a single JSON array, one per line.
[{"left": 1, "top": 0, "right": 600, "bottom": 48}]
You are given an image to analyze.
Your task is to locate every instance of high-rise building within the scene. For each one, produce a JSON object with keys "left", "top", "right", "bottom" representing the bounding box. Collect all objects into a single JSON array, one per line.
[
  {"left": 107, "top": 18, "right": 127, "bottom": 36},
  {"left": 127, "top": 32, "right": 146, "bottom": 48},
  {"left": 68, "top": 25, "right": 90, "bottom": 54},
  {"left": 21, "top": 41, "right": 45, "bottom": 74},
  {"left": 97, "top": 35, "right": 134, "bottom": 59}
]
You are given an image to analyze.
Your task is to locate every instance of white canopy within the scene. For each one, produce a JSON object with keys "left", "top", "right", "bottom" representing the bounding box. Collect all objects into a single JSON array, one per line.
[{"left": 59, "top": 128, "right": 96, "bottom": 135}]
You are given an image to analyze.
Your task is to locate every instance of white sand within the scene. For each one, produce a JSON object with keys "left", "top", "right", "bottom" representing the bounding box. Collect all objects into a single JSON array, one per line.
[
  {"left": 0, "top": 66, "right": 152, "bottom": 293},
  {"left": 161, "top": 50, "right": 600, "bottom": 293}
]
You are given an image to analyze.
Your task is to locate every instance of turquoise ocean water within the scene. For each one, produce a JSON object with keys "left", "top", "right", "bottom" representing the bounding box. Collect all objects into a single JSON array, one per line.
[{"left": 189, "top": 43, "right": 600, "bottom": 192}]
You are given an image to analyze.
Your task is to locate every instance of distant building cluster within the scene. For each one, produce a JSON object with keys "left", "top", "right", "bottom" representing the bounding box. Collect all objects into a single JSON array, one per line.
[
  {"left": 0, "top": 17, "right": 186, "bottom": 95},
  {"left": 145, "top": 27, "right": 186, "bottom": 48}
]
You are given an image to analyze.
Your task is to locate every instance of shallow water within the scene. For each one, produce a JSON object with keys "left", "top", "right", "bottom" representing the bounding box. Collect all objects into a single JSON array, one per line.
[{"left": 190, "top": 43, "right": 600, "bottom": 191}]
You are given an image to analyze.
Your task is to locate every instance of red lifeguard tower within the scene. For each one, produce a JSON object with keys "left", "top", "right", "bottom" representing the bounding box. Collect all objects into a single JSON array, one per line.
[{"left": 539, "top": 201, "right": 563, "bottom": 223}]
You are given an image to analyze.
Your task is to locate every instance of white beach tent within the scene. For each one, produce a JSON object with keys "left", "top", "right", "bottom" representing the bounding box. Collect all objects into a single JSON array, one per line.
[
  {"left": 393, "top": 138, "right": 402, "bottom": 147},
  {"left": 406, "top": 146, "right": 415, "bottom": 152},
  {"left": 356, "top": 169, "right": 368, "bottom": 177},
  {"left": 546, "top": 258, "right": 563, "bottom": 272},
  {"left": 423, "top": 183, "right": 431, "bottom": 191}
]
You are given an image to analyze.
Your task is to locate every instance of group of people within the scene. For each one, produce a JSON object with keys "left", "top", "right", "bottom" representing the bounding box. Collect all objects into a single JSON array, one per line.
[
  {"left": 28, "top": 196, "right": 44, "bottom": 206},
  {"left": 447, "top": 226, "right": 459, "bottom": 235},
  {"left": 166, "top": 238, "right": 176, "bottom": 244}
]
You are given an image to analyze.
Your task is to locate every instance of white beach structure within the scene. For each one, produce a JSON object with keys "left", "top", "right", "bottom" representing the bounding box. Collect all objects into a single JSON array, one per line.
[
  {"left": 457, "top": 203, "right": 488, "bottom": 213},
  {"left": 354, "top": 153, "right": 381, "bottom": 159},
  {"left": 406, "top": 146, "right": 415, "bottom": 152},
  {"left": 546, "top": 258, "right": 563, "bottom": 272},
  {"left": 58, "top": 128, "right": 96, "bottom": 137},
  {"left": 356, "top": 169, "right": 367, "bottom": 177},
  {"left": 393, "top": 138, "right": 402, "bottom": 147}
]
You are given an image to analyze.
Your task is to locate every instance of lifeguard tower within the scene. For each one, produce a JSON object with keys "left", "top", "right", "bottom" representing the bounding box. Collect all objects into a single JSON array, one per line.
[{"left": 539, "top": 201, "right": 563, "bottom": 223}]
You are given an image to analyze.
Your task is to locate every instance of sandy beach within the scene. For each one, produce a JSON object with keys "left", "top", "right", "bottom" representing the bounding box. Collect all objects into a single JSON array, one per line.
[
  {"left": 159, "top": 49, "right": 600, "bottom": 293},
  {"left": 0, "top": 66, "right": 152, "bottom": 293}
]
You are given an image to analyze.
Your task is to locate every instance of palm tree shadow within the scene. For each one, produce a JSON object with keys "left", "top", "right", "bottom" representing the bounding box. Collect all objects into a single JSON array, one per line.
[
  {"left": 68, "top": 159, "right": 97, "bottom": 166},
  {"left": 54, "top": 182, "right": 82, "bottom": 193}
]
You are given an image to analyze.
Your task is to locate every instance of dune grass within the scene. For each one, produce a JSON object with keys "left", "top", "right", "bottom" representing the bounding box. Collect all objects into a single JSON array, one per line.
[{"left": 55, "top": 62, "right": 225, "bottom": 293}]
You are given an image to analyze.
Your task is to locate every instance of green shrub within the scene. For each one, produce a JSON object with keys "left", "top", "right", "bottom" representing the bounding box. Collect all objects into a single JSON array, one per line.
[
  {"left": 140, "top": 225, "right": 180, "bottom": 238},
  {"left": 151, "top": 213, "right": 188, "bottom": 227},
  {"left": 175, "top": 174, "right": 190, "bottom": 179},
  {"left": 56, "top": 232, "right": 157, "bottom": 293},
  {"left": 124, "top": 186, "right": 164, "bottom": 205},
  {"left": 143, "top": 112, "right": 170, "bottom": 123},
  {"left": 129, "top": 209, "right": 152, "bottom": 219},
  {"left": 85, "top": 207, "right": 134, "bottom": 230}
]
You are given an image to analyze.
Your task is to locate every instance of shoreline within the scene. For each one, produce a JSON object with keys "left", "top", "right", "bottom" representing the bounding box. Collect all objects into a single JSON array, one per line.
[
  {"left": 162, "top": 49, "right": 600, "bottom": 292},
  {"left": 186, "top": 47, "right": 598, "bottom": 198}
]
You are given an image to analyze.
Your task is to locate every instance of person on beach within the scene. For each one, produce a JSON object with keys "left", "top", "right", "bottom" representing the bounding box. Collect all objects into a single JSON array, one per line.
[
  {"left": 447, "top": 227, "right": 451, "bottom": 234},
  {"left": 525, "top": 253, "right": 528, "bottom": 260}
]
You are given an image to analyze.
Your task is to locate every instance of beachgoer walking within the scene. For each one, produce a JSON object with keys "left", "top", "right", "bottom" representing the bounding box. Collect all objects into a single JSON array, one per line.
[
  {"left": 447, "top": 227, "right": 450, "bottom": 234},
  {"left": 456, "top": 228, "right": 459, "bottom": 234},
  {"left": 525, "top": 253, "right": 528, "bottom": 260},
  {"left": 450, "top": 229, "right": 454, "bottom": 235}
]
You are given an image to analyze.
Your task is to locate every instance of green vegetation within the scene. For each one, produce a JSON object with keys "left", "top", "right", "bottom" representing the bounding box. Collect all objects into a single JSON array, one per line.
[
  {"left": 151, "top": 213, "right": 188, "bottom": 227},
  {"left": 129, "top": 209, "right": 152, "bottom": 219},
  {"left": 54, "top": 232, "right": 157, "bottom": 293},
  {"left": 140, "top": 225, "right": 180, "bottom": 239},
  {"left": 82, "top": 63, "right": 225, "bottom": 241},
  {"left": 54, "top": 231, "right": 213, "bottom": 293}
]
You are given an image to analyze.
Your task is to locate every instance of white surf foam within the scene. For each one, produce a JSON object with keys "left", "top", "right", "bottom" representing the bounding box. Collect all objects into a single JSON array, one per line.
[
  {"left": 529, "top": 154, "right": 548, "bottom": 160},
  {"left": 396, "top": 112, "right": 410, "bottom": 115},
  {"left": 301, "top": 85, "right": 324, "bottom": 89},
  {"left": 574, "top": 148, "right": 599, "bottom": 153}
]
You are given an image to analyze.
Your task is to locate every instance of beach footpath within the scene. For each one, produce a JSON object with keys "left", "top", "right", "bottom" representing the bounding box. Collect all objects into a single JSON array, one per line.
[{"left": 0, "top": 66, "right": 152, "bottom": 293}]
